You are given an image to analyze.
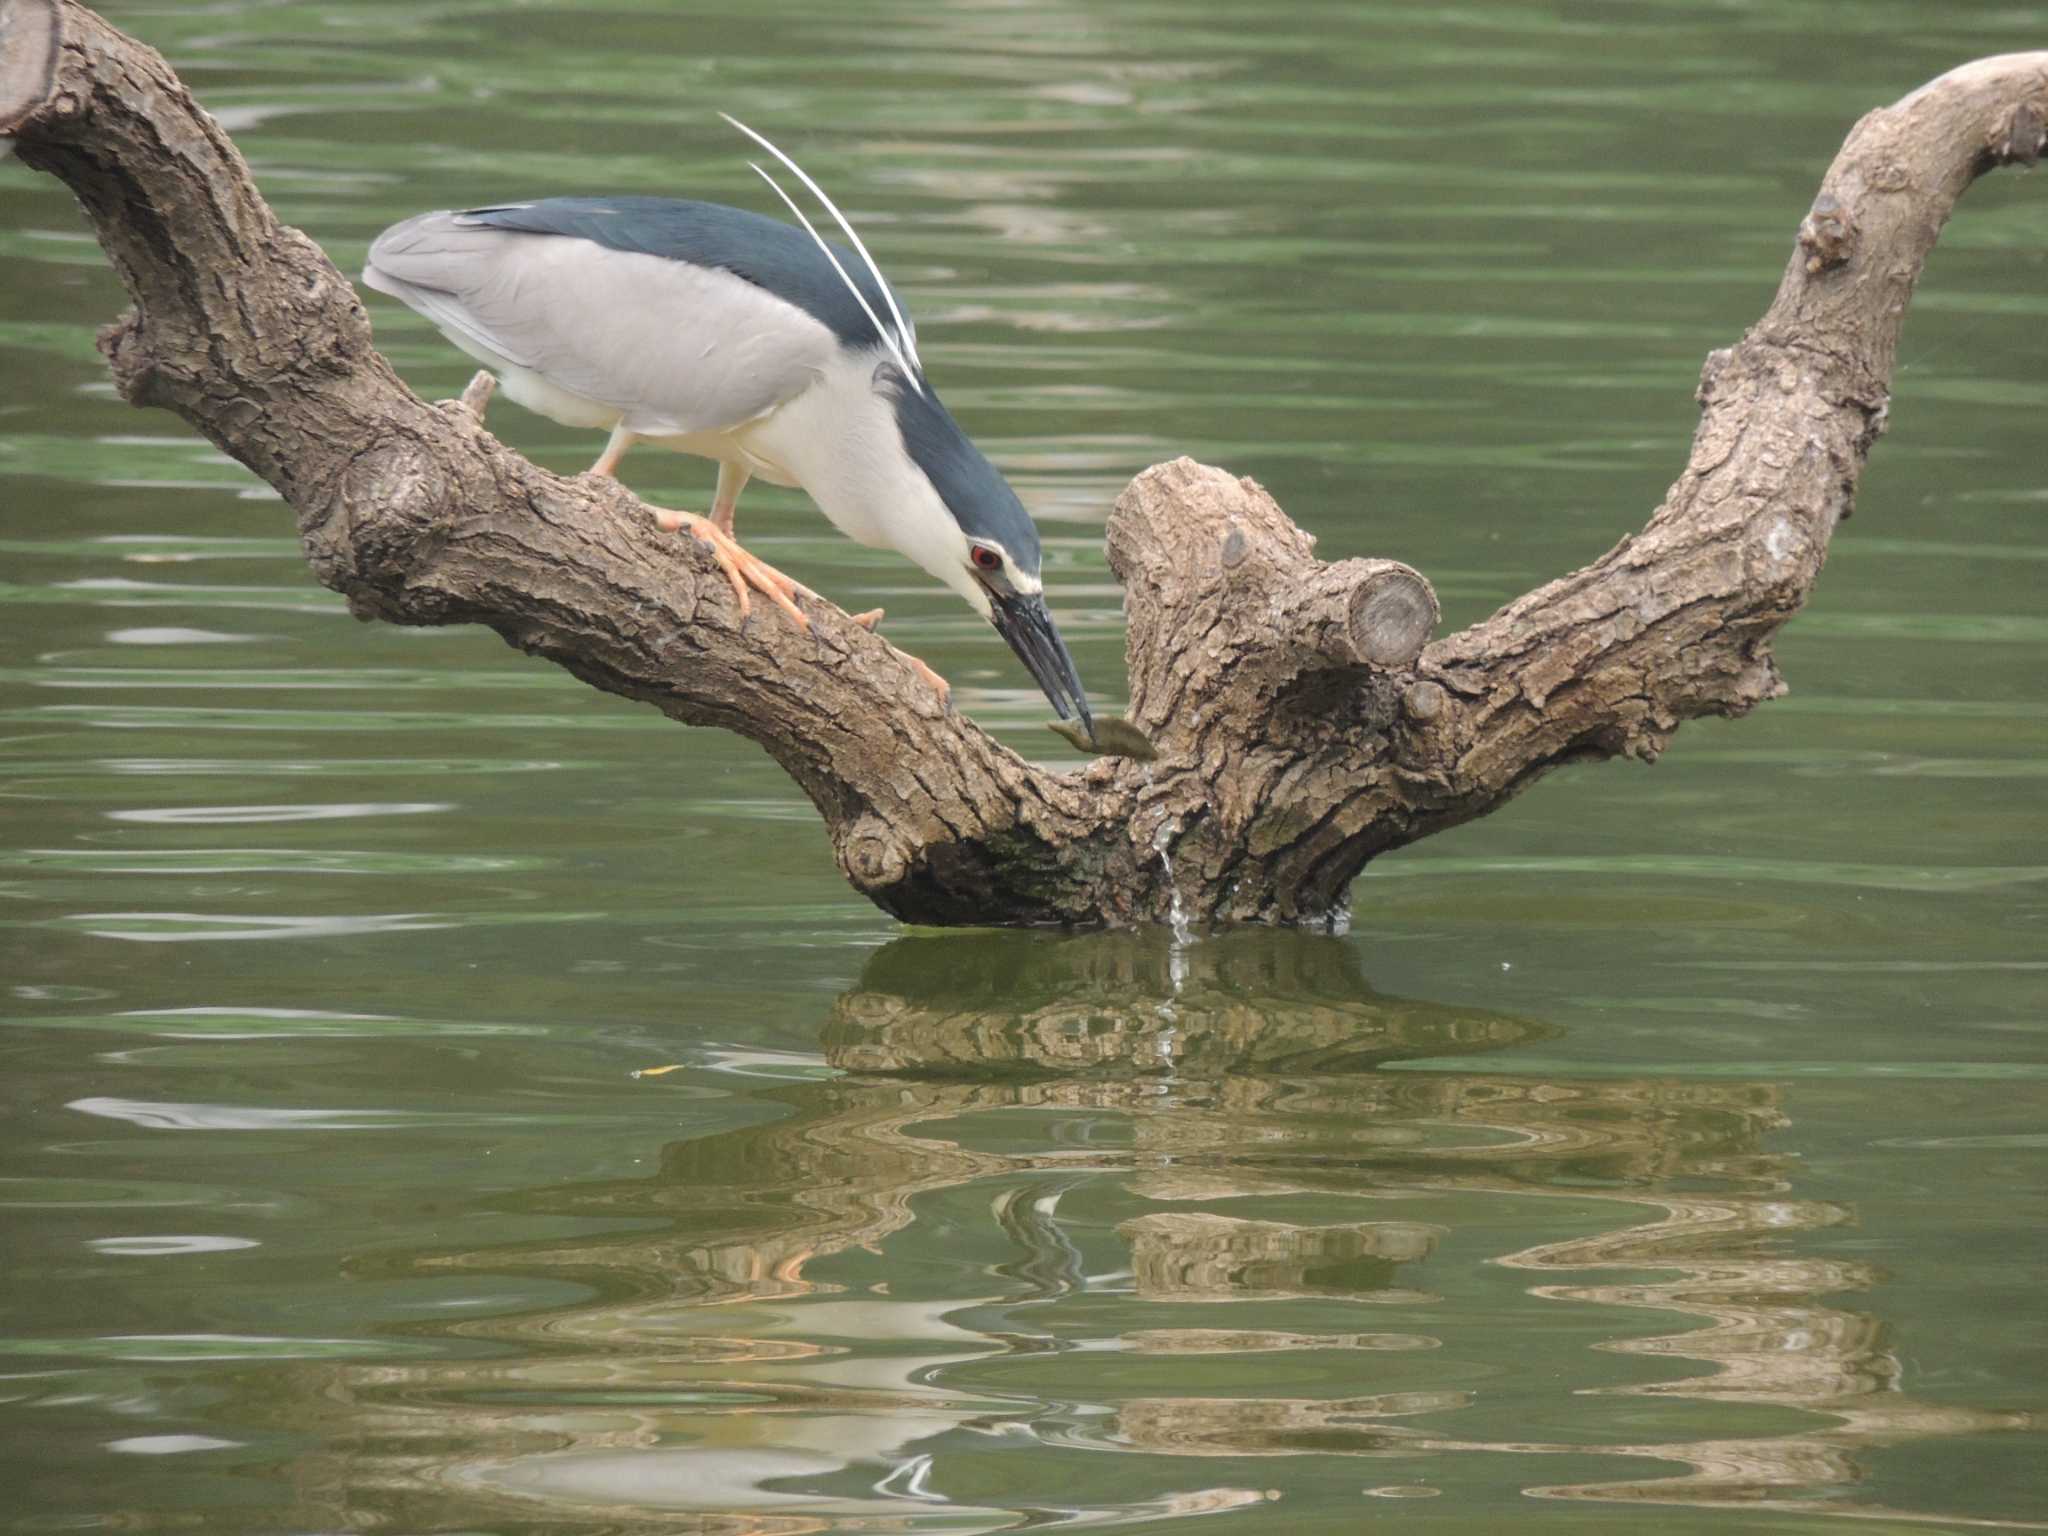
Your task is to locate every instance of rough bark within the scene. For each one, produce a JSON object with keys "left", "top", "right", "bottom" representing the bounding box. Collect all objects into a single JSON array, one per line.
[{"left": 5, "top": 1, "right": 2043, "bottom": 927}]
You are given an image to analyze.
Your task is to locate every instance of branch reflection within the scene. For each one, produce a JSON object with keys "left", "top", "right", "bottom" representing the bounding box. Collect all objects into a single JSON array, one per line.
[{"left": 280, "top": 932, "right": 2032, "bottom": 1532}]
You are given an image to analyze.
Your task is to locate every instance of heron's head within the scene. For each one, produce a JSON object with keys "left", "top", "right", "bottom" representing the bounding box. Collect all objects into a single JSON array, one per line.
[
  {"left": 714, "top": 118, "right": 1091, "bottom": 740},
  {"left": 883, "top": 367, "right": 1091, "bottom": 736}
]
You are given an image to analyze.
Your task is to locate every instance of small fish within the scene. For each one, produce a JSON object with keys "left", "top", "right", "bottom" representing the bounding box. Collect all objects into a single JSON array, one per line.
[
  {"left": 1048, "top": 714, "right": 1157, "bottom": 761},
  {"left": 629, "top": 1063, "right": 686, "bottom": 1079}
]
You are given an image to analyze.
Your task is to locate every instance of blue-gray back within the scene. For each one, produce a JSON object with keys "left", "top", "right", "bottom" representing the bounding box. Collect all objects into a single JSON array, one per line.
[
  {"left": 459, "top": 197, "right": 1040, "bottom": 569},
  {"left": 457, "top": 197, "right": 901, "bottom": 354}
]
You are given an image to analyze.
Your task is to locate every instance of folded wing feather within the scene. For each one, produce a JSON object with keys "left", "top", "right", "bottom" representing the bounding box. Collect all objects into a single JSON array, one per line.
[{"left": 363, "top": 210, "right": 840, "bottom": 437}]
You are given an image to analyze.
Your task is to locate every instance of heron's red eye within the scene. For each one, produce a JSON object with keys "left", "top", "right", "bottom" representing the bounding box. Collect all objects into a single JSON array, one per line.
[{"left": 971, "top": 545, "right": 1002, "bottom": 572}]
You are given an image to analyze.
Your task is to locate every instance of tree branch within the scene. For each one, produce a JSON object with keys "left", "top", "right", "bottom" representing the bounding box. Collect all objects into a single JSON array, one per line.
[{"left": 5, "top": 0, "right": 2042, "bottom": 927}]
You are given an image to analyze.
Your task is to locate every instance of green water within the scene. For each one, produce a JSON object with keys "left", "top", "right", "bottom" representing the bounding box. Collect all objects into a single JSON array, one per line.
[{"left": 3, "top": 0, "right": 2046, "bottom": 1529}]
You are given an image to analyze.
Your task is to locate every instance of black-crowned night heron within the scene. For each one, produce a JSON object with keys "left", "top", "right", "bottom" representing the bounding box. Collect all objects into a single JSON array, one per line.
[{"left": 361, "top": 118, "right": 1091, "bottom": 735}]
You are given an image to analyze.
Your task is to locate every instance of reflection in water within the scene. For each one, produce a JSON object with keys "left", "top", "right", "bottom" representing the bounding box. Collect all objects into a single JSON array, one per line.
[
  {"left": 1121, "top": 1210, "right": 1441, "bottom": 1307},
  {"left": 1495, "top": 1199, "right": 2032, "bottom": 1515},
  {"left": 207, "top": 934, "right": 2036, "bottom": 1532}
]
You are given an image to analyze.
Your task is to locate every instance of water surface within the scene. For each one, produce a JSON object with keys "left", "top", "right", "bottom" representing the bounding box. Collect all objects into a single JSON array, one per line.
[{"left": 3, "top": 1, "right": 2045, "bottom": 1530}]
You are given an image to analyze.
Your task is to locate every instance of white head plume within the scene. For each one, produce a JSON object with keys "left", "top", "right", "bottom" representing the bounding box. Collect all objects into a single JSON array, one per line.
[{"left": 722, "top": 114, "right": 926, "bottom": 387}]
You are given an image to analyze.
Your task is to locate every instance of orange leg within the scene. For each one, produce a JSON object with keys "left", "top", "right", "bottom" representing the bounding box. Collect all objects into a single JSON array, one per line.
[
  {"left": 710, "top": 461, "right": 750, "bottom": 537},
  {"left": 589, "top": 424, "right": 635, "bottom": 479}
]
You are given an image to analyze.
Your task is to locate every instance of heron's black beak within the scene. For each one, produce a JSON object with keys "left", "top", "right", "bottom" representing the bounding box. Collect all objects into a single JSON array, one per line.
[{"left": 990, "top": 591, "right": 1092, "bottom": 740}]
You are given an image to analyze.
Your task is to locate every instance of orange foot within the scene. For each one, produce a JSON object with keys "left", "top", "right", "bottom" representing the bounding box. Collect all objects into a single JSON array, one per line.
[
  {"left": 897, "top": 649, "right": 951, "bottom": 708},
  {"left": 652, "top": 508, "right": 813, "bottom": 628}
]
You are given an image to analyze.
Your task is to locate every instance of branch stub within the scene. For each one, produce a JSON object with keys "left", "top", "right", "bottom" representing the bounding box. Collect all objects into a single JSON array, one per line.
[
  {"left": 0, "top": 0, "right": 61, "bottom": 133},
  {"left": 1798, "top": 193, "right": 1857, "bottom": 274},
  {"left": 1996, "top": 99, "right": 2044, "bottom": 165},
  {"left": 1401, "top": 680, "right": 1447, "bottom": 723},
  {"left": 1347, "top": 565, "right": 1439, "bottom": 668}
]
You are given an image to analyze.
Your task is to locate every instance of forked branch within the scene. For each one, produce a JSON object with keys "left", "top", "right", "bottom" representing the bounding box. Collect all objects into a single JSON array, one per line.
[{"left": 4, "top": 0, "right": 2042, "bottom": 926}]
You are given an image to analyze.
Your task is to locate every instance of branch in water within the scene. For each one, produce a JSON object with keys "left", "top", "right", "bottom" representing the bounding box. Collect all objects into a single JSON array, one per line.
[{"left": 4, "top": 0, "right": 2042, "bottom": 925}]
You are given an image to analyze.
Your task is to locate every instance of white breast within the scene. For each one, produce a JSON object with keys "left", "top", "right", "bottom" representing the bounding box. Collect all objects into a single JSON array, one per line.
[{"left": 732, "top": 349, "right": 978, "bottom": 603}]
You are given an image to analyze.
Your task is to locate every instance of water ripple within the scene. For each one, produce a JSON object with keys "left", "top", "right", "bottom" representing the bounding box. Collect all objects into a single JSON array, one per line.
[
  {"left": 104, "top": 801, "right": 451, "bottom": 825},
  {"left": 1371, "top": 854, "right": 2048, "bottom": 893},
  {"left": 60, "top": 912, "right": 458, "bottom": 943},
  {"left": 87, "top": 1235, "right": 260, "bottom": 1257},
  {"left": 12, "top": 848, "right": 538, "bottom": 876}
]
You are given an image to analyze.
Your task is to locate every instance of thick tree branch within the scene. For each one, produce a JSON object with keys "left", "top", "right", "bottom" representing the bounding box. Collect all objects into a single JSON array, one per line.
[
  {"left": 5, "top": 1, "right": 2041, "bottom": 927},
  {"left": 1407, "top": 53, "right": 2048, "bottom": 835}
]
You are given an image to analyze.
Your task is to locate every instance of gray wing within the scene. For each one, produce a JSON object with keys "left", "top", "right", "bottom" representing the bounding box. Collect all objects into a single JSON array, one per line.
[{"left": 362, "top": 210, "right": 839, "bottom": 436}]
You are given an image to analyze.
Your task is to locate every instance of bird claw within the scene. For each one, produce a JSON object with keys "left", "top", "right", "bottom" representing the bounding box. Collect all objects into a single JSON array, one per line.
[
  {"left": 842, "top": 609, "right": 941, "bottom": 701},
  {"left": 660, "top": 509, "right": 813, "bottom": 629},
  {"left": 897, "top": 648, "right": 951, "bottom": 707}
]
